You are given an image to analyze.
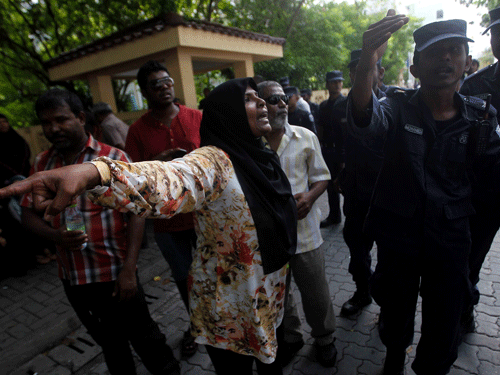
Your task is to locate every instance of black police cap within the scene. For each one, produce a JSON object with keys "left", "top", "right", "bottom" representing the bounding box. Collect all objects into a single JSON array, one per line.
[
  {"left": 413, "top": 19, "right": 473, "bottom": 52},
  {"left": 347, "top": 49, "right": 362, "bottom": 69},
  {"left": 347, "top": 49, "right": 382, "bottom": 69},
  {"left": 279, "top": 77, "right": 290, "bottom": 86},
  {"left": 483, "top": 7, "right": 500, "bottom": 35},
  {"left": 326, "top": 71, "right": 344, "bottom": 82},
  {"left": 283, "top": 86, "right": 299, "bottom": 96},
  {"left": 300, "top": 88, "right": 312, "bottom": 96}
]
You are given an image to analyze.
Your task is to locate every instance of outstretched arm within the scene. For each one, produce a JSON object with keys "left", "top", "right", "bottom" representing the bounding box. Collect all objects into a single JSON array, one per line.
[
  {"left": 351, "top": 9, "right": 408, "bottom": 124},
  {"left": 0, "top": 147, "right": 232, "bottom": 222},
  {"left": 0, "top": 163, "right": 101, "bottom": 221}
]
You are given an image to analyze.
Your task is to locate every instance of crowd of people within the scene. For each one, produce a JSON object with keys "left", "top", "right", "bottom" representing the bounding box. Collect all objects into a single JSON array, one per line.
[{"left": 2, "top": 7, "right": 500, "bottom": 375}]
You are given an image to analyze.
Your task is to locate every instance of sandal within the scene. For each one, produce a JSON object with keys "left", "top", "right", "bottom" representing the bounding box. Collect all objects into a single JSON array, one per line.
[{"left": 181, "top": 329, "right": 198, "bottom": 357}]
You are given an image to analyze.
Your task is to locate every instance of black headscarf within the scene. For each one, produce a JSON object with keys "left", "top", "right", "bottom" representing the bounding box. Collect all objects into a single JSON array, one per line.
[
  {"left": 200, "top": 77, "right": 297, "bottom": 275},
  {"left": 0, "top": 127, "right": 31, "bottom": 188}
]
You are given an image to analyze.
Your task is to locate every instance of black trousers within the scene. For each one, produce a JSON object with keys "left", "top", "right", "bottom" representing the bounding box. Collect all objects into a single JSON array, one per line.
[
  {"left": 321, "top": 148, "right": 342, "bottom": 222},
  {"left": 370, "top": 209, "right": 472, "bottom": 375},
  {"left": 342, "top": 197, "right": 374, "bottom": 289},
  {"left": 63, "top": 275, "right": 177, "bottom": 375},
  {"left": 468, "top": 203, "right": 500, "bottom": 305}
]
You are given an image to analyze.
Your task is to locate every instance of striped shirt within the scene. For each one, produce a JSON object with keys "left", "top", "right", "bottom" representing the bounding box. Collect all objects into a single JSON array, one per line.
[
  {"left": 265, "top": 124, "right": 331, "bottom": 254},
  {"left": 21, "top": 135, "right": 131, "bottom": 285}
]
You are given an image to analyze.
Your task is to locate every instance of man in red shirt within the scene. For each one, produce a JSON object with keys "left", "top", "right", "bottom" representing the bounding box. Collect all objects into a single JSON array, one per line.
[
  {"left": 125, "top": 60, "right": 202, "bottom": 357},
  {"left": 21, "top": 89, "right": 179, "bottom": 375}
]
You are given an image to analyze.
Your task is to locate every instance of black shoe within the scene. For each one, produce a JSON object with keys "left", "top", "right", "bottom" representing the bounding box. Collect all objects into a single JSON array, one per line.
[
  {"left": 277, "top": 339, "right": 304, "bottom": 367},
  {"left": 320, "top": 217, "right": 341, "bottom": 228},
  {"left": 316, "top": 340, "right": 337, "bottom": 367},
  {"left": 341, "top": 290, "right": 372, "bottom": 316},
  {"left": 382, "top": 349, "right": 405, "bottom": 375}
]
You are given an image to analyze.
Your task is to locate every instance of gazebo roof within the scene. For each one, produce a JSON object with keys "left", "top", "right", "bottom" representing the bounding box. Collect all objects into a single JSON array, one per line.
[{"left": 45, "top": 13, "right": 286, "bottom": 69}]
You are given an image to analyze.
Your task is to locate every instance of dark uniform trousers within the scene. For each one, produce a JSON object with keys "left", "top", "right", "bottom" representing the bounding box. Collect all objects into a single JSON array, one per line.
[
  {"left": 370, "top": 207, "right": 471, "bottom": 375},
  {"left": 340, "top": 88, "right": 386, "bottom": 289},
  {"left": 319, "top": 96, "right": 346, "bottom": 223},
  {"left": 349, "top": 89, "right": 500, "bottom": 375},
  {"left": 468, "top": 201, "right": 500, "bottom": 304},
  {"left": 342, "top": 197, "right": 374, "bottom": 289},
  {"left": 460, "top": 63, "right": 500, "bottom": 306},
  {"left": 63, "top": 273, "right": 176, "bottom": 375}
]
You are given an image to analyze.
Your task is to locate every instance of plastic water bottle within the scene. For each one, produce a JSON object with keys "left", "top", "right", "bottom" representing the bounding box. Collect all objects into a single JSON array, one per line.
[{"left": 65, "top": 204, "right": 87, "bottom": 249}]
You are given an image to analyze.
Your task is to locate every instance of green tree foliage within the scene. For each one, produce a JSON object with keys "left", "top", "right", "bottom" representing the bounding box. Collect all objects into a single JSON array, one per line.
[
  {"left": 0, "top": 0, "right": 178, "bottom": 126},
  {"left": 218, "top": 0, "right": 420, "bottom": 90},
  {"left": 0, "top": 0, "right": 418, "bottom": 126}
]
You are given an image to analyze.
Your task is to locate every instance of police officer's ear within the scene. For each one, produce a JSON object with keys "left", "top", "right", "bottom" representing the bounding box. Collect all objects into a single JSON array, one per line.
[
  {"left": 378, "top": 66, "right": 385, "bottom": 82},
  {"left": 410, "top": 64, "right": 420, "bottom": 80},
  {"left": 464, "top": 54, "right": 472, "bottom": 75}
]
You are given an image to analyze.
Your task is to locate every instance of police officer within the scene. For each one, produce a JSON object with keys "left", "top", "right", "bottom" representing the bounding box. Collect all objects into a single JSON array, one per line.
[
  {"left": 349, "top": 11, "right": 500, "bottom": 375},
  {"left": 284, "top": 86, "right": 317, "bottom": 134},
  {"left": 301, "top": 88, "right": 320, "bottom": 124},
  {"left": 338, "top": 49, "right": 387, "bottom": 316},
  {"left": 318, "top": 71, "right": 345, "bottom": 227},
  {"left": 459, "top": 6, "right": 500, "bottom": 332},
  {"left": 279, "top": 77, "right": 311, "bottom": 114}
]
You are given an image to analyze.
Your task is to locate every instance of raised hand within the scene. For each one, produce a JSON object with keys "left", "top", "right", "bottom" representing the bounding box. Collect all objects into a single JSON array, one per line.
[
  {"left": 351, "top": 9, "right": 409, "bottom": 120},
  {"left": 360, "top": 9, "right": 409, "bottom": 67}
]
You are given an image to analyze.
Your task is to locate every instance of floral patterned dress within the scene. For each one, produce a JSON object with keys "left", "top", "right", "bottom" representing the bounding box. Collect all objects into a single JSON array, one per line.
[{"left": 88, "top": 146, "right": 287, "bottom": 363}]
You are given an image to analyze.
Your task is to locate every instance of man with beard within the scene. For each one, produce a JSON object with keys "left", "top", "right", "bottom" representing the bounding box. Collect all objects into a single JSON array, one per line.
[
  {"left": 20, "top": 89, "right": 179, "bottom": 374},
  {"left": 349, "top": 12, "right": 500, "bottom": 375},
  {"left": 125, "top": 60, "right": 202, "bottom": 357},
  {"left": 257, "top": 81, "right": 336, "bottom": 368}
]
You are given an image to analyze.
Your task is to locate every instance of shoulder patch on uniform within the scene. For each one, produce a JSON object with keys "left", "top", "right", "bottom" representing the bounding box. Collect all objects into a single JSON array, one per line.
[
  {"left": 404, "top": 124, "right": 423, "bottom": 135},
  {"left": 385, "top": 87, "right": 408, "bottom": 97},
  {"left": 473, "top": 93, "right": 492, "bottom": 101},
  {"left": 463, "top": 95, "right": 497, "bottom": 116}
]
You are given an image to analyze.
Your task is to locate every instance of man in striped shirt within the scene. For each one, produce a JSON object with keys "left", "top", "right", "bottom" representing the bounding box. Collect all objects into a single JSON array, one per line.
[
  {"left": 21, "top": 89, "right": 179, "bottom": 375},
  {"left": 258, "top": 81, "right": 337, "bottom": 368}
]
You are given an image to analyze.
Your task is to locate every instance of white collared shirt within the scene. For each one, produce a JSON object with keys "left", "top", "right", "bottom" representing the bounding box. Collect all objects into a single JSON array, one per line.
[{"left": 265, "top": 124, "right": 331, "bottom": 253}]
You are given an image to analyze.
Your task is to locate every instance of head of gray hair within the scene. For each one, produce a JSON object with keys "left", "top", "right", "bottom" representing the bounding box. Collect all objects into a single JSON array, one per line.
[
  {"left": 256, "top": 81, "right": 283, "bottom": 99},
  {"left": 92, "top": 102, "right": 113, "bottom": 116}
]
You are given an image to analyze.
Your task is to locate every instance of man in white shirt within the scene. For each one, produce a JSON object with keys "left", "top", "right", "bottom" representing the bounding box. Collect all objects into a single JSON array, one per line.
[{"left": 258, "top": 80, "right": 336, "bottom": 368}]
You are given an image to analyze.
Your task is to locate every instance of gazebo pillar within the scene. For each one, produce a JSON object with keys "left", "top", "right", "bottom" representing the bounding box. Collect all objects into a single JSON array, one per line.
[
  {"left": 166, "top": 48, "right": 197, "bottom": 108},
  {"left": 88, "top": 75, "right": 117, "bottom": 112},
  {"left": 233, "top": 58, "right": 254, "bottom": 79}
]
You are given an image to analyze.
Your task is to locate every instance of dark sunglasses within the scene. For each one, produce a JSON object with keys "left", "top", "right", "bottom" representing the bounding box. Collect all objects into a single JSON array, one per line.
[
  {"left": 149, "top": 77, "right": 175, "bottom": 91},
  {"left": 264, "top": 94, "right": 289, "bottom": 105}
]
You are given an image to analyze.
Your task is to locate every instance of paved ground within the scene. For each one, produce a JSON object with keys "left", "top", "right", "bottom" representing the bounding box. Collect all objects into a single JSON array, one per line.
[{"left": 1, "top": 194, "right": 499, "bottom": 375}]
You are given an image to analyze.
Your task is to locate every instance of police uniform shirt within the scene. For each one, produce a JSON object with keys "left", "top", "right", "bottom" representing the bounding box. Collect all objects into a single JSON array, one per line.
[
  {"left": 340, "top": 89, "right": 387, "bottom": 209},
  {"left": 460, "top": 62, "right": 500, "bottom": 205},
  {"left": 460, "top": 62, "right": 500, "bottom": 124},
  {"left": 318, "top": 95, "right": 345, "bottom": 163},
  {"left": 347, "top": 88, "right": 500, "bottom": 232},
  {"left": 288, "top": 108, "right": 317, "bottom": 134}
]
